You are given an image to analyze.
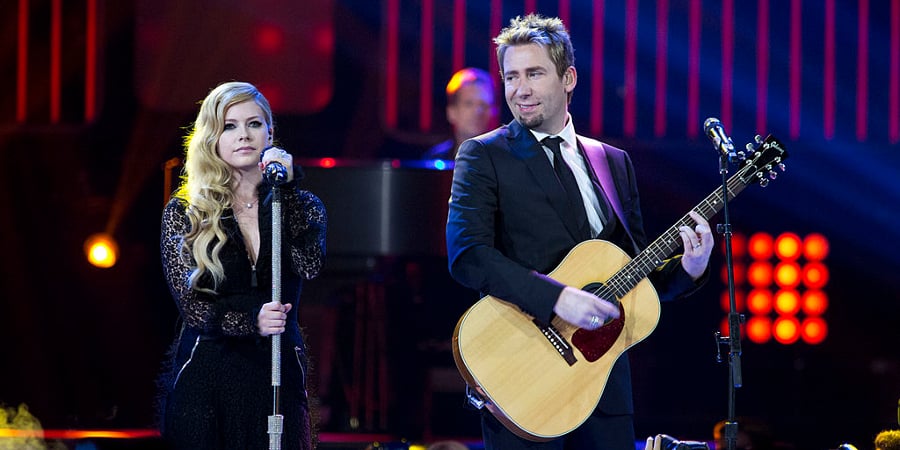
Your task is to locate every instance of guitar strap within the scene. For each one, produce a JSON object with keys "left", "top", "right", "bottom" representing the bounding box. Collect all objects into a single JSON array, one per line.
[{"left": 579, "top": 137, "right": 642, "bottom": 256}]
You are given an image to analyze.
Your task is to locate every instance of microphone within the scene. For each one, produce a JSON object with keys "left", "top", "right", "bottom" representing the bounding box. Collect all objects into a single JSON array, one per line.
[
  {"left": 260, "top": 146, "right": 290, "bottom": 185},
  {"left": 704, "top": 117, "right": 738, "bottom": 162},
  {"left": 263, "top": 161, "right": 289, "bottom": 185}
]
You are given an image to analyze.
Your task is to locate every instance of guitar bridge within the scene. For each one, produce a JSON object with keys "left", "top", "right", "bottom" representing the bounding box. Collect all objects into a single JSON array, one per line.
[{"left": 533, "top": 319, "right": 578, "bottom": 366}]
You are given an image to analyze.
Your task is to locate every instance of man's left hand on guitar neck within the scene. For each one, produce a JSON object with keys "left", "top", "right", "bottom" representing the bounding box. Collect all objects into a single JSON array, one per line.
[{"left": 678, "top": 211, "right": 714, "bottom": 281}]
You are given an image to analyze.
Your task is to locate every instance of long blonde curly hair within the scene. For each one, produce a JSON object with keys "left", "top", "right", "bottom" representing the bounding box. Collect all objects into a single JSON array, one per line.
[{"left": 173, "top": 81, "right": 274, "bottom": 292}]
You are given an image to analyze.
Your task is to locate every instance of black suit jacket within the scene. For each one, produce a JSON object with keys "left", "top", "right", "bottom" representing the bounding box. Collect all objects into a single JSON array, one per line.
[{"left": 446, "top": 119, "right": 703, "bottom": 415}]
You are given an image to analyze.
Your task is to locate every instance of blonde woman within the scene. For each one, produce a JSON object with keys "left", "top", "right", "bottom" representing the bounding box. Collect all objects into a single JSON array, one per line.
[{"left": 158, "top": 81, "right": 326, "bottom": 449}]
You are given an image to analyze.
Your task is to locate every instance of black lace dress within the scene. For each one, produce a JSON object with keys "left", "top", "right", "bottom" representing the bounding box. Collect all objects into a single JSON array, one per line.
[{"left": 158, "top": 180, "right": 326, "bottom": 450}]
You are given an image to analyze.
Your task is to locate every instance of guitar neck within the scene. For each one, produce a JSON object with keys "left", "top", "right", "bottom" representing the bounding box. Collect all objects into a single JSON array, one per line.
[{"left": 608, "top": 166, "right": 754, "bottom": 297}]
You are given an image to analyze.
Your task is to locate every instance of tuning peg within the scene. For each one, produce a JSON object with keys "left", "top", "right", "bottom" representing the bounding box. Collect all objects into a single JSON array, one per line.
[
  {"left": 759, "top": 178, "right": 770, "bottom": 187},
  {"left": 754, "top": 135, "right": 764, "bottom": 145},
  {"left": 768, "top": 170, "right": 778, "bottom": 180},
  {"left": 778, "top": 162, "right": 786, "bottom": 172}
]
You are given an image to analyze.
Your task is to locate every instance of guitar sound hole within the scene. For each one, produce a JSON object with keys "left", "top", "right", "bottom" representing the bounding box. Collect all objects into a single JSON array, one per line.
[
  {"left": 583, "top": 282, "right": 620, "bottom": 326},
  {"left": 573, "top": 282, "right": 625, "bottom": 362}
]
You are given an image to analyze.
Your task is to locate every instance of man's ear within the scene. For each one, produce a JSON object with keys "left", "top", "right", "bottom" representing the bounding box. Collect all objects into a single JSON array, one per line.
[{"left": 563, "top": 66, "right": 577, "bottom": 92}]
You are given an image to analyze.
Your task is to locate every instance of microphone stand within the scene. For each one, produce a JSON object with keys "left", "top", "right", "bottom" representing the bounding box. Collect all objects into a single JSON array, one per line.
[
  {"left": 268, "top": 183, "right": 284, "bottom": 450},
  {"left": 715, "top": 151, "right": 743, "bottom": 450}
]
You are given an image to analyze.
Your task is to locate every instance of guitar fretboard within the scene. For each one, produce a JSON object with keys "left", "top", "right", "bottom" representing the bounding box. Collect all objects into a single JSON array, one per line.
[{"left": 602, "top": 159, "right": 767, "bottom": 299}]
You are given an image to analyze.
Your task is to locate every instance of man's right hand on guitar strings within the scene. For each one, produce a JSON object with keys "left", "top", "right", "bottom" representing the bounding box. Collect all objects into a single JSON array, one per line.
[{"left": 552, "top": 286, "right": 620, "bottom": 330}]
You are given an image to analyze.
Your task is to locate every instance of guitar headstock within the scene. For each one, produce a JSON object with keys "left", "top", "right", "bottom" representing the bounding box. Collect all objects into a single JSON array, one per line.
[{"left": 737, "top": 134, "right": 788, "bottom": 187}]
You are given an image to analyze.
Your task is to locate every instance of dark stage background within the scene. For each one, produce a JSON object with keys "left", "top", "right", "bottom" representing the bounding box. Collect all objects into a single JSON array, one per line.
[{"left": 1, "top": 1, "right": 898, "bottom": 449}]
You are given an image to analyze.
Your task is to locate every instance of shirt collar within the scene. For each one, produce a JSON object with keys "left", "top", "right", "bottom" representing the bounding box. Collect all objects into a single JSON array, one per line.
[{"left": 528, "top": 113, "right": 577, "bottom": 149}]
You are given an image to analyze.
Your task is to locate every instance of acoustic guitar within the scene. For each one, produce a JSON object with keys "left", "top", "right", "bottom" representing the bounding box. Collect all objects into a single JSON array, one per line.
[{"left": 452, "top": 135, "right": 788, "bottom": 441}]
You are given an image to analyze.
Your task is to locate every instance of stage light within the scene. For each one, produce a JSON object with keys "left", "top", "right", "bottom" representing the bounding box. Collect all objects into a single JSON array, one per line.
[
  {"left": 775, "top": 232, "right": 802, "bottom": 260},
  {"left": 719, "top": 290, "right": 746, "bottom": 312},
  {"left": 774, "top": 261, "right": 802, "bottom": 288},
  {"left": 84, "top": 233, "right": 118, "bottom": 268},
  {"left": 319, "top": 157, "right": 337, "bottom": 168},
  {"left": 748, "top": 232, "right": 774, "bottom": 260},
  {"left": 800, "top": 317, "right": 828, "bottom": 344},
  {"left": 774, "top": 289, "right": 801, "bottom": 316},
  {"left": 773, "top": 316, "right": 801, "bottom": 344},
  {"left": 801, "top": 290, "right": 829, "bottom": 316},
  {"left": 730, "top": 232, "right": 747, "bottom": 258},
  {"left": 747, "top": 261, "right": 773, "bottom": 288},
  {"left": 802, "top": 233, "right": 829, "bottom": 261},
  {"left": 724, "top": 231, "right": 829, "bottom": 346},
  {"left": 255, "top": 24, "right": 284, "bottom": 53},
  {"left": 746, "top": 316, "right": 772, "bottom": 344},
  {"left": 802, "top": 262, "right": 830, "bottom": 289},
  {"left": 747, "top": 289, "right": 773, "bottom": 315},
  {"left": 720, "top": 262, "right": 746, "bottom": 286}
]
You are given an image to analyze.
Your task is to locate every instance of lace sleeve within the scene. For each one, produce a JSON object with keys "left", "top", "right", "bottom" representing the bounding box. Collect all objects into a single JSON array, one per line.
[
  {"left": 283, "top": 188, "right": 327, "bottom": 279},
  {"left": 160, "top": 199, "right": 257, "bottom": 336}
]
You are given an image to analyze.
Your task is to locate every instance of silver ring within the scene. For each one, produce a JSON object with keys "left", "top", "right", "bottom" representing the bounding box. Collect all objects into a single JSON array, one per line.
[
  {"left": 693, "top": 243, "right": 701, "bottom": 249},
  {"left": 589, "top": 315, "right": 601, "bottom": 328}
]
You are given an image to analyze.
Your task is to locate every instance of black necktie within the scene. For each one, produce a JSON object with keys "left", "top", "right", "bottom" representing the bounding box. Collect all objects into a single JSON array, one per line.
[{"left": 543, "top": 136, "right": 589, "bottom": 236}]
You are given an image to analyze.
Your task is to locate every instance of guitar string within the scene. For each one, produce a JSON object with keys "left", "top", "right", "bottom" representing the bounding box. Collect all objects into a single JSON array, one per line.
[{"left": 591, "top": 162, "right": 754, "bottom": 302}]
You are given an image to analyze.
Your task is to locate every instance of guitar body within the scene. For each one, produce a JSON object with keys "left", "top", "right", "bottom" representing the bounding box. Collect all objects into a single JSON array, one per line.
[{"left": 451, "top": 239, "right": 661, "bottom": 441}]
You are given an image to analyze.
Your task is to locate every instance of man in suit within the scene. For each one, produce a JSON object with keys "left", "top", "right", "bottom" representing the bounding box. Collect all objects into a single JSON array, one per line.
[
  {"left": 423, "top": 67, "right": 499, "bottom": 161},
  {"left": 446, "top": 14, "right": 714, "bottom": 449}
]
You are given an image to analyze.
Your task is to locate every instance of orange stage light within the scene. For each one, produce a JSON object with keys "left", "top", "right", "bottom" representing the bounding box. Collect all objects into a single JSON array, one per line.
[
  {"left": 720, "top": 262, "right": 746, "bottom": 286},
  {"left": 747, "top": 289, "right": 773, "bottom": 315},
  {"left": 773, "top": 316, "right": 801, "bottom": 344},
  {"left": 802, "top": 262, "right": 830, "bottom": 289},
  {"left": 748, "top": 232, "right": 774, "bottom": 260},
  {"left": 748, "top": 261, "right": 773, "bottom": 288},
  {"left": 745, "top": 316, "right": 772, "bottom": 344},
  {"left": 802, "top": 233, "right": 830, "bottom": 261},
  {"left": 84, "top": 233, "right": 118, "bottom": 268},
  {"left": 775, "top": 232, "right": 802, "bottom": 260},
  {"left": 774, "top": 290, "right": 801, "bottom": 316},
  {"left": 800, "top": 317, "right": 828, "bottom": 344},
  {"left": 774, "top": 261, "right": 802, "bottom": 288},
  {"left": 801, "top": 290, "right": 829, "bottom": 316},
  {"left": 720, "top": 290, "right": 746, "bottom": 312}
]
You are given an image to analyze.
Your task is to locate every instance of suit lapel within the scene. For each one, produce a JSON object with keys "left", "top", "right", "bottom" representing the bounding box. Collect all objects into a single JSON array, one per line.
[
  {"left": 579, "top": 137, "right": 634, "bottom": 240},
  {"left": 506, "top": 121, "right": 584, "bottom": 241}
]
